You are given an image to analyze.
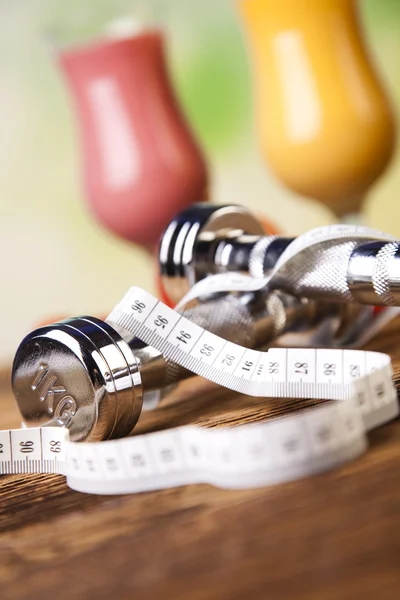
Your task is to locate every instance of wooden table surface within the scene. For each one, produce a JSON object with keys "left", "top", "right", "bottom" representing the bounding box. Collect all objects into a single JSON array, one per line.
[{"left": 0, "top": 325, "right": 400, "bottom": 600}]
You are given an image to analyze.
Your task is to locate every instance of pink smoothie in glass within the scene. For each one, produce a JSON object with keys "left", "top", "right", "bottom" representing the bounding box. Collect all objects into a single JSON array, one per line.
[{"left": 59, "top": 31, "right": 208, "bottom": 248}]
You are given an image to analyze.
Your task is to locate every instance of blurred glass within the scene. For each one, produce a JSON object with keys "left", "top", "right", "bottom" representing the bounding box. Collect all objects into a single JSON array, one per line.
[
  {"left": 239, "top": 0, "right": 396, "bottom": 222},
  {"left": 55, "top": 4, "right": 208, "bottom": 248}
]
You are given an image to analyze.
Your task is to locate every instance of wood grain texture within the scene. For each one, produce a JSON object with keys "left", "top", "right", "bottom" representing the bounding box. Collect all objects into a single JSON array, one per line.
[{"left": 1, "top": 320, "right": 400, "bottom": 600}]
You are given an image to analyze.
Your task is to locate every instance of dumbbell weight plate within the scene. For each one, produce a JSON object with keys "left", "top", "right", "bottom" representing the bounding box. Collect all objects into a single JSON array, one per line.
[{"left": 158, "top": 204, "right": 264, "bottom": 305}]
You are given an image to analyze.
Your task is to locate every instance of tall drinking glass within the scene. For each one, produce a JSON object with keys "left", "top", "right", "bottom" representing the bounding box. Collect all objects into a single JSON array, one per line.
[
  {"left": 239, "top": 0, "right": 396, "bottom": 223},
  {"left": 54, "top": 11, "right": 208, "bottom": 248}
]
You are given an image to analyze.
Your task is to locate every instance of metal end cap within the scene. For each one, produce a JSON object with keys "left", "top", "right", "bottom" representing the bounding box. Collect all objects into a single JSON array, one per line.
[
  {"left": 159, "top": 203, "right": 265, "bottom": 305},
  {"left": 11, "top": 317, "right": 143, "bottom": 442}
]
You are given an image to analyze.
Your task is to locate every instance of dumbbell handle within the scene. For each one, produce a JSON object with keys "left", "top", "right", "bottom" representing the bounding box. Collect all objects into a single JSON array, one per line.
[
  {"left": 252, "top": 238, "right": 400, "bottom": 307},
  {"left": 159, "top": 204, "right": 400, "bottom": 307},
  {"left": 202, "top": 235, "right": 400, "bottom": 306}
]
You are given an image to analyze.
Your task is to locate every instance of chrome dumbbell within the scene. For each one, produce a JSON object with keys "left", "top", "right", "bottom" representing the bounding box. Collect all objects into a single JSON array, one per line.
[
  {"left": 158, "top": 203, "right": 291, "bottom": 306},
  {"left": 159, "top": 203, "right": 400, "bottom": 308},
  {"left": 13, "top": 290, "right": 324, "bottom": 442}
]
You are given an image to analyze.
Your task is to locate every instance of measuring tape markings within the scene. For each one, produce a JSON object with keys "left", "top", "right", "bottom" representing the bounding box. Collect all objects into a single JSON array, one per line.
[
  {"left": 0, "top": 427, "right": 68, "bottom": 476},
  {"left": 108, "top": 288, "right": 394, "bottom": 407},
  {"left": 2, "top": 224, "right": 400, "bottom": 495},
  {"left": 50, "top": 285, "right": 396, "bottom": 495},
  {"left": 0, "top": 401, "right": 369, "bottom": 495},
  {"left": 0, "top": 396, "right": 388, "bottom": 496},
  {"left": 66, "top": 405, "right": 368, "bottom": 495},
  {"left": 0, "top": 284, "right": 398, "bottom": 494}
]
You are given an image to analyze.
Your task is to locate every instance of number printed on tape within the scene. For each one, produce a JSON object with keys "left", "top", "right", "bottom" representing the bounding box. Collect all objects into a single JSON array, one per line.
[{"left": 1, "top": 279, "right": 399, "bottom": 494}]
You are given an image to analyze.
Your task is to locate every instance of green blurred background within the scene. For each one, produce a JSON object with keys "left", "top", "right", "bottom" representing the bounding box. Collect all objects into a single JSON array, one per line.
[{"left": 0, "top": 0, "right": 399, "bottom": 362}]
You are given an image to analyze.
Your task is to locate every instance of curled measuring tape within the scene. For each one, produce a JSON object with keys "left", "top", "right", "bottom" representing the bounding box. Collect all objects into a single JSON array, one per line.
[
  {"left": 1, "top": 287, "right": 398, "bottom": 495},
  {"left": 173, "top": 222, "right": 398, "bottom": 308}
]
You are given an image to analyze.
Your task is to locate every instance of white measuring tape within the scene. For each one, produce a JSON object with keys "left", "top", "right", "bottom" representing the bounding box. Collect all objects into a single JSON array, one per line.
[{"left": 1, "top": 284, "right": 398, "bottom": 495}]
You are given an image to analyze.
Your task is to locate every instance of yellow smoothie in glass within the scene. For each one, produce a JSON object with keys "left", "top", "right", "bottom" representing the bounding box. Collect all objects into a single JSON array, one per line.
[{"left": 239, "top": 0, "right": 396, "bottom": 218}]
